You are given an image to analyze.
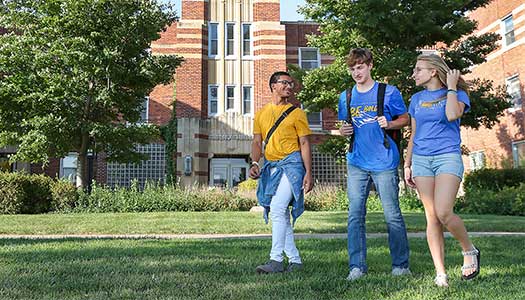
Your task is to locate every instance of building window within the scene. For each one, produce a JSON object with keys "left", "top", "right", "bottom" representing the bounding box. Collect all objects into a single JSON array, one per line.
[
  {"left": 242, "top": 24, "right": 251, "bottom": 56},
  {"left": 210, "top": 158, "right": 248, "bottom": 188},
  {"left": 208, "top": 85, "right": 218, "bottom": 116},
  {"left": 60, "top": 152, "right": 78, "bottom": 184},
  {"left": 208, "top": 23, "right": 218, "bottom": 57},
  {"left": 513, "top": 141, "right": 525, "bottom": 168},
  {"left": 502, "top": 15, "right": 516, "bottom": 47},
  {"left": 299, "top": 47, "right": 320, "bottom": 70},
  {"left": 242, "top": 86, "right": 252, "bottom": 115},
  {"left": 139, "top": 97, "right": 149, "bottom": 123},
  {"left": 301, "top": 104, "right": 322, "bottom": 130},
  {"left": 225, "top": 23, "right": 235, "bottom": 57},
  {"left": 506, "top": 75, "right": 522, "bottom": 110},
  {"left": 226, "top": 86, "right": 235, "bottom": 111},
  {"left": 469, "top": 151, "right": 485, "bottom": 171}
]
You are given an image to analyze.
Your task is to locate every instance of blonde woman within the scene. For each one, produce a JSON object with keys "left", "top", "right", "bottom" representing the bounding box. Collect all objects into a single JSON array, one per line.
[{"left": 404, "top": 54, "right": 480, "bottom": 287}]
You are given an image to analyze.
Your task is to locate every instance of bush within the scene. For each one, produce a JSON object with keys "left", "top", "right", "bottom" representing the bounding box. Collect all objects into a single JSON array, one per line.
[
  {"left": 71, "top": 182, "right": 257, "bottom": 213},
  {"left": 237, "top": 178, "right": 258, "bottom": 191},
  {"left": 50, "top": 179, "right": 79, "bottom": 212},
  {"left": 0, "top": 172, "right": 53, "bottom": 214},
  {"left": 463, "top": 168, "right": 525, "bottom": 192},
  {"left": 457, "top": 183, "right": 525, "bottom": 216}
]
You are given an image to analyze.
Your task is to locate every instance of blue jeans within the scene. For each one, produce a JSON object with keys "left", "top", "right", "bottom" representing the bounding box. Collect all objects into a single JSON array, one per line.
[{"left": 347, "top": 164, "right": 410, "bottom": 272}]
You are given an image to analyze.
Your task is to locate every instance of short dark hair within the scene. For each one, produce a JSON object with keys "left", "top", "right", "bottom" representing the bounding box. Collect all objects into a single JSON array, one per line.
[
  {"left": 269, "top": 71, "right": 291, "bottom": 92},
  {"left": 346, "top": 48, "right": 373, "bottom": 67}
]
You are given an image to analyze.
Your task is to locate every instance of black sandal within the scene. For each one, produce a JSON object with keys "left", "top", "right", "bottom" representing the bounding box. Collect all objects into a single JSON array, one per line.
[{"left": 461, "top": 246, "right": 480, "bottom": 280}]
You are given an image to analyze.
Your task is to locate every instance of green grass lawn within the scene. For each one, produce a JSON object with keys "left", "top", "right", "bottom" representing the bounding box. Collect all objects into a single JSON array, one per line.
[
  {"left": 0, "top": 236, "right": 523, "bottom": 300},
  {"left": 1, "top": 211, "right": 525, "bottom": 235}
]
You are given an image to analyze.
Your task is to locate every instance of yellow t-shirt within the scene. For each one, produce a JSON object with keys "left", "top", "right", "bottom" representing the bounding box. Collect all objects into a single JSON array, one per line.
[{"left": 253, "top": 103, "right": 312, "bottom": 161}]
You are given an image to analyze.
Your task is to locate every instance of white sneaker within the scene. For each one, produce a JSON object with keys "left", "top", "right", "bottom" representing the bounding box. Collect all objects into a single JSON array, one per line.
[
  {"left": 346, "top": 268, "right": 365, "bottom": 281},
  {"left": 392, "top": 267, "right": 412, "bottom": 276}
]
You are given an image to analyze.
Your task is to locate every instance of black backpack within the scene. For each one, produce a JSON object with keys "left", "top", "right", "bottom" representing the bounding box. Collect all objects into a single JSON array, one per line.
[{"left": 346, "top": 83, "right": 402, "bottom": 153}]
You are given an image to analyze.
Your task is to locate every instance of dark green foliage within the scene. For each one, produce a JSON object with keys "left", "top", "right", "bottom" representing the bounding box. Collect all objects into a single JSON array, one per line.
[
  {"left": 457, "top": 168, "right": 525, "bottom": 216},
  {"left": 50, "top": 179, "right": 78, "bottom": 212},
  {"left": 463, "top": 168, "right": 525, "bottom": 192},
  {"left": 0, "top": 172, "right": 53, "bottom": 214},
  {"left": 458, "top": 183, "right": 525, "bottom": 216},
  {"left": 0, "top": 0, "right": 183, "bottom": 187},
  {"left": 299, "top": 0, "right": 510, "bottom": 159}
]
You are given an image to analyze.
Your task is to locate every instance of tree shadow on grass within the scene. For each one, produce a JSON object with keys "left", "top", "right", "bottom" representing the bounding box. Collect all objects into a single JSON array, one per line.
[{"left": 0, "top": 237, "right": 523, "bottom": 300}]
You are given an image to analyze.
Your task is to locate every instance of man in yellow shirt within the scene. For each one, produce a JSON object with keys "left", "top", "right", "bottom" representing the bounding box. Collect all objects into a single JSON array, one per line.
[{"left": 249, "top": 71, "right": 313, "bottom": 274}]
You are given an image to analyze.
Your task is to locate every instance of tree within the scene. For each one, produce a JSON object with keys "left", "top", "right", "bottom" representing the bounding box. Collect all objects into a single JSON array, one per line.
[
  {"left": 297, "top": 0, "right": 511, "bottom": 160},
  {"left": 0, "top": 0, "right": 183, "bottom": 188}
]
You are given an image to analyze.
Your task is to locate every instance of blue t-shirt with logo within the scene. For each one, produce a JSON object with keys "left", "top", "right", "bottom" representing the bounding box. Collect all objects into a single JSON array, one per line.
[
  {"left": 338, "top": 82, "right": 407, "bottom": 171},
  {"left": 408, "top": 88, "right": 470, "bottom": 156}
]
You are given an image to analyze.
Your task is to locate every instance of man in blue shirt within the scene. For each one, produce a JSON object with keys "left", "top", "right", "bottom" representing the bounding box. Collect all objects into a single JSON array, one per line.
[{"left": 338, "top": 48, "right": 411, "bottom": 281}]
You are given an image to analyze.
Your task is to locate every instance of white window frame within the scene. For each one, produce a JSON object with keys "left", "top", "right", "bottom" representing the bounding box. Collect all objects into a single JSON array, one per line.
[
  {"left": 469, "top": 151, "right": 485, "bottom": 171},
  {"left": 208, "top": 22, "right": 218, "bottom": 58},
  {"left": 298, "top": 47, "right": 321, "bottom": 70},
  {"left": 208, "top": 85, "right": 219, "bottom": 116},
  {"left": 225, "top": 85, "right": 236, "bottom": 112},
  {"left": 512, "top": 141, "right": 525, "bottom": 168},
  {"left": 242, "top": 85, "right": 253, "bottom": 115},
  {"left": 506, "top": 74, "right": 522, "bottom": 111},
  {"left": 225, "top": 22, "right": 235, "bottom": 58},
  {"left": 501, "top": 15, "right": 516, "bottom": 47},
  {"left": 242, "top": 23, "right": 252, "bottom": 58}
]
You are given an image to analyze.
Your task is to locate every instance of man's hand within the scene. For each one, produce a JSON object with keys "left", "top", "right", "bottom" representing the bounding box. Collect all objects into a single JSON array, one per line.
[
  {"left": 302, "top": 172, "right": 313, "bottom": 193},
  {"left": 377, "top": 116, "right": 389, "bottom": 129},
  {"left": 249, "top": 164, "right": 260, "bottom": 179},
  {"left": 339, "top": 122, "right": 354, "bottom": 136}
]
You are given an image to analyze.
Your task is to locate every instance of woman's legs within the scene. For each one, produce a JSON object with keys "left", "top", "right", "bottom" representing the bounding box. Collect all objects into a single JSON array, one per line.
[
  {"left": 414, "top": 176, "right": 446, "bottom": 276},
  {"left": 433, "top": 174, "right": 475, "bottom": 277}
]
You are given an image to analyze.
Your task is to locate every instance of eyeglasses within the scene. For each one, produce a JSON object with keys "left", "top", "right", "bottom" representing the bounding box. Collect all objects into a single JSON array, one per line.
[
  {"left": 412, "top": 67, "right": 433, "bottom": 73},
  {"left": 275, "top": 80, "right": 295, "bottom": 88}
]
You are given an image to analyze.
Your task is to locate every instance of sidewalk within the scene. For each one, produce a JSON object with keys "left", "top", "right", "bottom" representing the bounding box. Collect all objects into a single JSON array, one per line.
[{"left": 1, "top": 232, "right": 524, "bottom": 240}]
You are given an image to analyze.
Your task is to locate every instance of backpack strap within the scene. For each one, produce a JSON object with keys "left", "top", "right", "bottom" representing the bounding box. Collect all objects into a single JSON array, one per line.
[
  {"left": 263, "top": 105, "right": 297, "bottom": 151},
  {"left": 346, "top": 88, "right": 355, "bottom": 153},
  {"left": 376, "top": 83, "right": 390, "bottom": 149}
]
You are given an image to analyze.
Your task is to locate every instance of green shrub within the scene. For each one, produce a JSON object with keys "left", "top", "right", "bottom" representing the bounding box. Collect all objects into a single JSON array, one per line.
[
  {"left": 463, "top": 168, "right": 525, "bottom": 192},
  {"left": 50, "top": 179, "right": 78, "bottom": 212},
  {"left": 0, "top": 172, "right": 53, "bottom": 214},
  {"left": 457, "top": 183, "right": 525, "bottom": 216}
]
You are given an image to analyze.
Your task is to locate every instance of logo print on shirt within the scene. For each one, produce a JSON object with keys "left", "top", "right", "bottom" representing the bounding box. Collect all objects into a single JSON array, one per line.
[{"left": 351, "top": 105, "right": 377, "bottom": 128}]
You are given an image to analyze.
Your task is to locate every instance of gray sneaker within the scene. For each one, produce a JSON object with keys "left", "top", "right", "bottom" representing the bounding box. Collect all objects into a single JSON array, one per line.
[
  {"left": 256, "top": 260, "right": 284, "bottom": 274},
  {"left": 392, "top": 267, "right": 412, "bottom": 276},
  {"left": 346, "top": 268, "right": 366, "bottom": 281},
  {"left": 286, "top": 262, "right": 304, "bottom": 272}
]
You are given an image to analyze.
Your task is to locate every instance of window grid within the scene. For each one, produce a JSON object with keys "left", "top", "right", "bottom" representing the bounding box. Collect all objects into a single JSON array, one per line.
[
  {"left": 106, "top": 143, "right": 166, "bottom": 189},
  {"left": 208, "top": 23, "right": 218, "bottom": 57},
  {"left": 225, "top": 23, "right": 235, "bottom": 57},
  {"left": 506, "top": 75, "right": 522, "bottom": 110},
  {"left": 311, "top": 146, "right": 347, "bottom": 186},
  {"left": 469, "top": 151, "right": 485, "bottom": 171},
  {"left": 503, "top": 15, "right": 515, "bottom": 46},
  {"left": 299, "top": 47, "right": 320, "bottom": 70},
  {"left": 242, "top": 24, "right": 251, "bottom": 56},
  {"left": 208, "top": 85, "right": 218, "bottom": 115},
  {"left": 513, "top": 141, "right": 525, "bottom": 168},
  {"left": 226, "top": 86, "right": 235, "bottom": 111},
  {"left": 243, "top": 86, "right": 252, "bottom": 115}
]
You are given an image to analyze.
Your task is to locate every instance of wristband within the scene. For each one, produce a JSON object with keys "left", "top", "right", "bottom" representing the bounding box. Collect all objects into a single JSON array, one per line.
[
  {"left": 250, "top": 161, "right": 259, "bottom": 168},
  {"left": 447, "top": 89, "right": 457, "bottom": 94}
]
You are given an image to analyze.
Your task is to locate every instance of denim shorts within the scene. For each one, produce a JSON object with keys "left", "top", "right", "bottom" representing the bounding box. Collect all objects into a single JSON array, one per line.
[{"left": 411, "top": 153, "right": 464, "bottom": 180}]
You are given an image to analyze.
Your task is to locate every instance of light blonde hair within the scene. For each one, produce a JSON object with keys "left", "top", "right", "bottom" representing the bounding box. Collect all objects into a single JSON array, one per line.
[{"left": 417, "top": 53, "right": 469, "bottom": 93}]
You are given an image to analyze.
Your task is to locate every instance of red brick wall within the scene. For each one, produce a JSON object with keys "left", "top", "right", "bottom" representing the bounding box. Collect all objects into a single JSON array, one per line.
[{"left": 462, "top": 0, "right": 525, "bottom": 169}]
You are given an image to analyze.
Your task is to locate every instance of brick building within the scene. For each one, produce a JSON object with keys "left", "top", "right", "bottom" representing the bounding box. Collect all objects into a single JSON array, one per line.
[{"left": 462, "top": 0, "right": 525, "bottom": 170}]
